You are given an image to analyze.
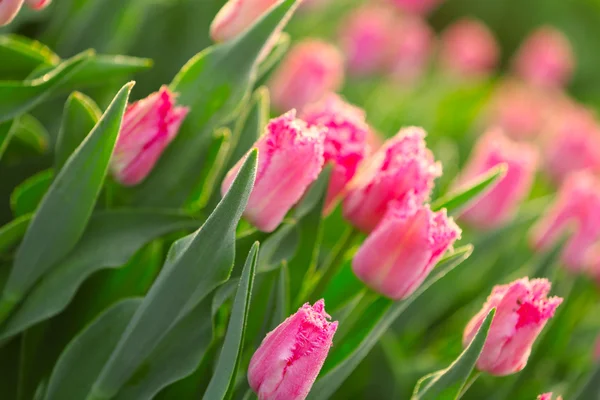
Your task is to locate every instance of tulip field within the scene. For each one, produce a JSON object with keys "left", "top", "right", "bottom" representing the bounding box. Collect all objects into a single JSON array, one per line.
[{"left": 2, "top": 0, "right": 600, "bottom": 399}]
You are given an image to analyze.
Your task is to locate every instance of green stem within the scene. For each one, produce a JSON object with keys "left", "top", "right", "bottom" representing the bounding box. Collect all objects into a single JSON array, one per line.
[
  {"left": 306, "top": 227, "right": 360, "bottom": 302},
  {"left": 458, "top": 371, "right": 482, "bottom": 399}
]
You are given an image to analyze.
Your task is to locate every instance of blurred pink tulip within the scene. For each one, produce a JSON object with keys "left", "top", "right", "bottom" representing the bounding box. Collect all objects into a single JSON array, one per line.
[
  {"left": 464, "top": 278, "right": 562, "bottom": 376},
  {"left": 542, "top": 104, "right": 600, "bottom": 183},
  {"left": 389, "top": 15, "right": 435, "bottom": 83},
  {"left": 248, "top": 300, "right": 337, "bottom": 400},
  {"left": 531, "top": 171, "right": 600, "bottom": 271},
  {"left": 301, "top": 93, "right": 370, "bottom": 213},
  {"left": 210, "top": 0, "right": 278, "bottom": 42},
  {"left": 269, "top": 39, "right": 345, "bottom": 112},
  {"left": 110, "top": 86, "right": 189, "bottom": 186},
  {"left": 0, "top": 0, "right": 51, "bottom": 26},
  {"left": 338, "top": 5, "right": 395, "bottom": 76},
  {"left": 538, "top": 393, "right": 563, "bottom": 400},
  {"left": 457, "top": 128, "right": 538, "bottom": 230},
  {"left": 389, "top": 0, "right": 444, "bottom": 15},
  {"left": 343, "top": 127, "right": 441, "bottom": 233},
  {"left": 513, "top": 27, "right": 575, "bottom": 88},
  {"left": 353, "top": 194, "right": 460, "bottom": 300},
  {"left": 440, "top": 18, "right": 499, "bottom": 79},
  {"left": 222, "top": 110, "right": 325, "bottom": 232}
]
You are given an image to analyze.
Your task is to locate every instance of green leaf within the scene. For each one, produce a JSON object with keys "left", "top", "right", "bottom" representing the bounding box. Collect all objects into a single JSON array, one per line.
[
  {"left": 0, "top": 82, "right": 133, "bottom": 323},
  {"left": 204, "top": 242, "right": 259, "bottom": 400},
  {"left": 431, "top": 164, "right": 507, "bottom": 216},
  {"left": 44, "top": 299, "right": 141, "bottom": 400},
  {"left": 55, "top": 91, "right": 101, "bottom": 171},
  {"left": 307, "top": 245, "right": 474, "bottom": 400},
  {"left": 0, "top": 210, "right": 199, "bottom": 341},
  {"left": 572, "top": 363, "right": 600, "bottom": 400},
  {"left": 0, "top": 51, "right": 92, "bottom": 123},
  {"left": 0, "top": 215, "right": 31, "bottom": 255},
  {"left": 89, "top": 151, "right": 257, "bottom": 399},
  {"left": 412, "top": 308, "right": 495, "bottom": 400},
  {"left": 255, "top": 33, "right": 291, "bottom": 86},
  {"left": 128, "top": 0, "right": 300, "bottom": 207},
  {"left": 0, "top": 119, "right": 17, "bottom": 161},
  {"left": 0, "top": 35, "right": 59, "bottom": 80},
  {"left": 10, "top": 169, "right": 53, "bottom": 217},
  {"left": 10, "top": 114, "right": 50, "bottom": 155},
  {"left": 257, "top": 222, "right": 299, "bottom": 273}
]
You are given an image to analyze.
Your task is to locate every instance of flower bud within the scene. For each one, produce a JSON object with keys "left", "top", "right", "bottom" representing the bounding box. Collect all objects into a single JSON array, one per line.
[
  {"left": 440, "top": 18, "right": 499, "bottom": 79},
  {"left": 24, "top": 0, "right": 50, "bottom": 9},
  {"left": 269, "top": 39, "right": 345, "bottom": 112},
  {"left": 389, "top": 15, "right": 435, "bottom": 84},
  {"left": 210, "top": 0, "right": 278, "bottom": 43},
  {"left": 301, "top": 93, "right": 370, "bottom": 213},
  {"left": 353, "top": 195, "right": 460, "bottom": 300},
  {"left": 538, "top": 393, "right": 562, "bottom": 400},
  {"left": 530, "top": 171, "right": 600, "bottom": 271},
  {"left": 343, "top": 127, "right": 441, "bottom": 233},
  {"left": 248, "top": 300, "right": 337, "bottom": 400},
  {"left": 1, "top": 0, "right": 51, "bottom": 26},
  {"left": 338, "top": 5, "right": 395, "bottom": 76},
  {"left": 513, "top": 27, "right": 574, "bottom": 88},
  {"left": 464, "top": 278, "right": 562, "bottom": 376},
  {"left": 457, "top": 128, "right": 538, "bottom": 230},
  {"left": 110, "top": 86, "right": 189, "bottom": 186},
  {"left": 390, "top": 0, "right": 444, "bottom": 15},
  {"left": 222, "top": 110, "right": 325, "bottom": 232}
]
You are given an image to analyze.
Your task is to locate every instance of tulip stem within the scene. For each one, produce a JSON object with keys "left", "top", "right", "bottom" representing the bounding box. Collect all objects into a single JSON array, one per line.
[
  {"left": 458, "top": 371, "right": 481, "bottom": 399},
  {"left": 306, "top": 227, "right": 360, "bottom": 302}
]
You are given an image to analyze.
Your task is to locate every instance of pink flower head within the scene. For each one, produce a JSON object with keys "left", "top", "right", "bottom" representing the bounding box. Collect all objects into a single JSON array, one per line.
[
  {"left": 530, "top": 171, "right": 600, "bottom": 271},
  {"left": 210, "top": 0, "right": 279, "bottom": 42},
  {"left": 110, "top": 86, "right": 189, "bottom": 186},
  {"left": 353, "top": 194, "right": 460, "bottom": 300},
  {"left": 343, "top": 127, "right": 441, "bottom": 233},
  {"left": 301, "top": 93, "right": 370, "bottom": 213},
  {"left": 457, "top": 128, "right": 538, "bottom": 230},
  {"left": 440, "top": 18, "right": 499, "bottom": 79},
  {"left": 248, "top": 299, "right": 338, "bottom": 400},
  {"left": 0, "top": 0, "right": 51, "bottom": 26},
  {"left": 542, "top": 104, "right": 600, "bottom": 183},
  {"left": 538, "top": 393, "right": 563, "bottom": 400},
  {"left": 389, "top": 0, "right": 444, "bottom": 15},
  {"left": 269, "top": 39, "right": 344, "bottom": 112},
  {"left": 222, "top": 110, "right": 325, "bottom": 232},
  {"left": 513, "top": 27, "right": 575, "bottom": 88},
  {"left": 464, "top": 277, "right": 563, "bottom": 376},
  {"left": 389, "top": 15, "right": 435, "bottom": 83},
  {"left": 338, "top": 5, "right": 396, "bottom": 76}
]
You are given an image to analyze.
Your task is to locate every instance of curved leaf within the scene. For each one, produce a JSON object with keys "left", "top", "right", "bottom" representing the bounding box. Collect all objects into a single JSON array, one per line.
[
  {"left": 10, "top": 169, "right": 53, "bottom": 217},
  {"left": 255, "top": 32, "right": 290, "bottom": 85},
  {"left": 0, "top": 35, "right": 59, "bottom": 80},
  {"left": 0, "top": 214, "right": 32, "bottom": 255},
  {"left": 11, "top": 114, "right": 50, "bottom": 155}
]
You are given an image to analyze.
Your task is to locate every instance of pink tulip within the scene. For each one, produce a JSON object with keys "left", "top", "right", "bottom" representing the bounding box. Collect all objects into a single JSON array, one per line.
[
  {"left": 343, "top": 127, "right": 441, "bottom": 233},
  {"left": 531, "top": 171, "right": 600, "bottom": 271},
  {"left": 513, "top": 27, "right": 574, "bottom": 88},
  {"left": 457, "top": 128, "right": 538, "bottom": 230},
  {"left": 0, "top": 0, "right": 51, "bottom": 26},
  {"left": 538, "top": 393, "right": 562, "bottom": 400},
  {"left": 222, "top": 110, "right": 325, "bottom": 232},
  {"left": 464, "top": 278, "right": 563, "bottom": 376},
  {"left": 24, "top": 0, "right": 50, "bottom": 9},
  {"left": 439, "top": 18, "right": 499, "bottom": 79},
  {"left": 542, "top": 104, "right": 600, "bottom": 183},
  {"left": 353, "top": 194, "right": 460, "bottom": 300},
  {"left": 210, "top": 0, "right": 278, "bottom": 42},
  {"left": 110, "top": 86, "right": 189, "bottom": 186},
  {"left": 301, "top": 93, "right": 370, "bottom": 213},
  {"left": 389, "top": 0, "right": 444, "bottom": 15},
  {"left": 248, "top": 300, "right": 337, "bottom": 400},
  {"left": 389, "top": 15, "right": 435, "bottom": 83},
  {"left": 338, "top": 5, "right": 395, "bottom": 76},
  {"left": 269, "top": 39, "right": 345, "bottom": 112}
]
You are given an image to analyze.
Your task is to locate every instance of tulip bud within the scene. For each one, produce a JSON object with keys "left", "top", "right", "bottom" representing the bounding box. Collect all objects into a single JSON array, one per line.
[
  {"left": 464, "top": 278, "right": 562, "bottom": 376},
  {"left": 538, "top": 393, "right": 562, "bottom": 400},
  {"left": 389, "top": 0, "right": 444, "bottom": 15},
  {"left": 353, "top": 194, "right": 460, "bottom": 300},
  {"left": 389, "top": 15, "right": 435, "bottom": 84},
  {"left": 457, "top": 128, "right": 538, "bottom": 230},
  {"left": 530, "top": 171, "right": 600, "bottom": 271},
  {"left": 338, "top": 5, "right": 395, "bottom": 76},
  {"left": 1, "top": 0, "right": 51, "bottom": 27},
  {"left": 513, "top": 27, "right": 574, "bottom": 88},
  {"left": 542, "top": 104, "right": 600, "bottom": 183},
  {"left": 24, "top": 0, "right": 50, "bottom": 9},
  {"left": 248, "top": 299, "right": 337, "bottom": 400},
  {"left": 110, "top": 86, "right": 189, "bottom": 186},
  {"left": 439, "top": 18, "right": 499, "bottom": 79},
  {"left": 301, "top": 93, "right": 370, "bottom": 213},
  {"left": 343, "top": 127, "right": 441, "bottom": 233},
  {"left": 269, "top": 39, "right": 345, "bottom": 112},
  {"left": 210, "top": 0, "right": 278, "bottom": 43},
  {"left": 222, "top": 110, "right": 325, "bottom": 232}
]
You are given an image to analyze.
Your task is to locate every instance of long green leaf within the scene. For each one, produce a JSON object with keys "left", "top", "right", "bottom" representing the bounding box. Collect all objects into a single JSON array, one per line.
[
  {"left": 412, "top": 308, "right": 495, "bottom": 399},
  {"left": 204, "top": 242, "right": 259, "bottom": 400},
  {"left": 89, "top": 150, "right": 257, "bottom": 399},
  {"left": 0, "top": 215, "right": 31, "bottom": 255},
  {"left": 10, "top": 169, "right": 53, "bottom": 217},
  {"left": 0, "top": 82, "right": 133, "bottom": 322},
  {"left": 0, "top": 119, "right": 17, "bottom": 160},
  {"left": 0, "top": 210, "right": 199, "bottom": 341},
  {"left": 0, "top": 35, "right": 59, "bottom": 80},
  {"left": 307, "top": 245, "right": 474, "bottom": 400},
  {"left": 129, "top": 0, "right": 299, "bottom": 207},
  {"left": 572, "top": 363, "right": 600, "bottom": 400},
  {"left": 10, "top": 114, "right": 50, "bottom": 155}
]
